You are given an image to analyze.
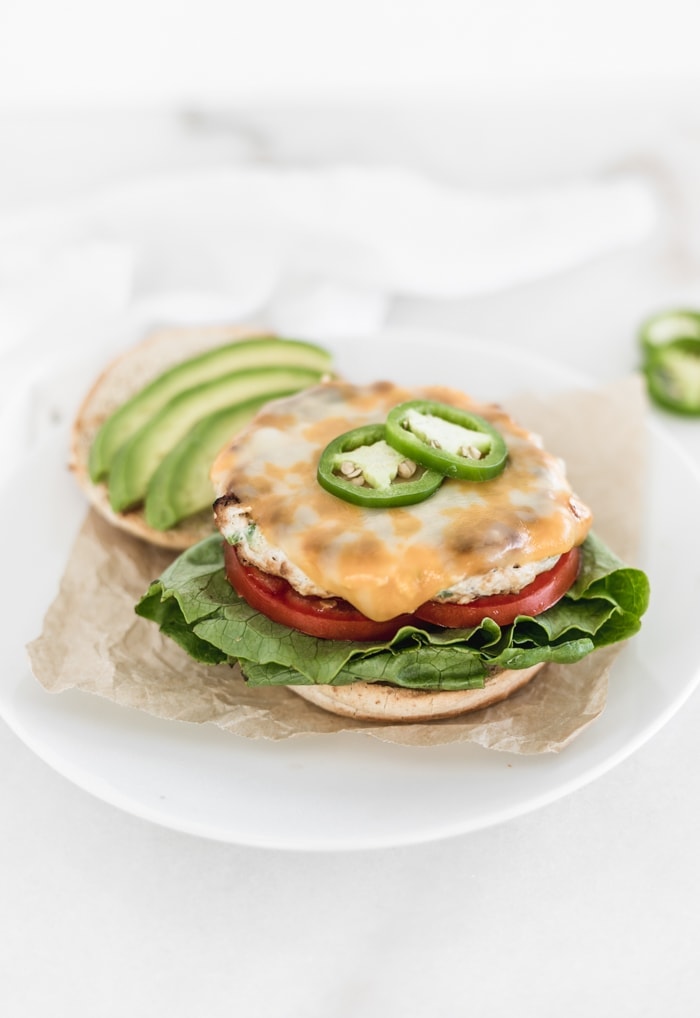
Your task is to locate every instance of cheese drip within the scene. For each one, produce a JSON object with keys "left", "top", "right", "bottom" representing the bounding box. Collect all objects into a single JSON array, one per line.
[{"left": 211, "top": 381, "right": 593, "bottom": 621}]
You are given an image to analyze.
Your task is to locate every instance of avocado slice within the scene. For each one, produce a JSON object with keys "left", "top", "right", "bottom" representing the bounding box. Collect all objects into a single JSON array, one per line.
[
  {"left": 144, "top": 392, "right": 294, "bottom": 531},
  {"left": 108, "top": 365, "right": 324, "bottom": 513},
  {"left": 89, "top": 336, "right": 332, "bottom": 482}
]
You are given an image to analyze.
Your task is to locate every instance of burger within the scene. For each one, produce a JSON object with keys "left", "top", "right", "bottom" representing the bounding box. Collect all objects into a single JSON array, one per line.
[{"left": 135, "top": 376, "right": 649, "bottom": 723}]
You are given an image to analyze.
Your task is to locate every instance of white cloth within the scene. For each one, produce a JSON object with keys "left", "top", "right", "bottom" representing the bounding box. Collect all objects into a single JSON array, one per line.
[{"left": 0, "top": 163, "right": 657, "bottom": 480}]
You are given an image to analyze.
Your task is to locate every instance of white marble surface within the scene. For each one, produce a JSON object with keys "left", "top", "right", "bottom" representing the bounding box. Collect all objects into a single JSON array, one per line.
[{"left": 2, "top": 100, "right": 700, "bottom": 1016}]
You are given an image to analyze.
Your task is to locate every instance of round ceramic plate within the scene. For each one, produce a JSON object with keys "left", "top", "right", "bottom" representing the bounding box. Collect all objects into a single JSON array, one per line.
[{"left": 2, "top": 329, "right": 699, "bottom": 850}]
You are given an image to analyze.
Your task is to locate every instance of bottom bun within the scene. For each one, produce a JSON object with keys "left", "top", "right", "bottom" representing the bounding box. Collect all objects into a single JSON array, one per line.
[{"left": 288, "top": 663, "right": 545, "bottom": 722}]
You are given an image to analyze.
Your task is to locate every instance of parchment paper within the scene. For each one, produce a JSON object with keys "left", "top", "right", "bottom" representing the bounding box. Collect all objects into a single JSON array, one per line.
[{"left": 27, "top": 374, "right": 648, "bottom": 754}]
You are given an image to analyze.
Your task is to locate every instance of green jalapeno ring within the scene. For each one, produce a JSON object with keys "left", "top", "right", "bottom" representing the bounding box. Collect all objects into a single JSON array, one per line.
[
  {"left": 643, "top": 337, "right": 700, "bottom": 416},
  {"left": 640, "top": 309, "right": 700, "bottom": 355},
  {"left": 317, "top": 423, "right": 444, "bottom": 507},
  {"left": 385, "top": 400, "right": 508, "bottom": 481}
]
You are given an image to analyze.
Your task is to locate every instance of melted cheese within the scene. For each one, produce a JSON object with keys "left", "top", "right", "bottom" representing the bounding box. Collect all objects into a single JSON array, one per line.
[{"left": 211, "top": 381, "right": 593, "bottom": 622}]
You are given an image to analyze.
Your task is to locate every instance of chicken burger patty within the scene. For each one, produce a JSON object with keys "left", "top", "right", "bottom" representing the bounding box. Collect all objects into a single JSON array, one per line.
[
  {"left": 211, "top": 379, "right": 592, "bottom": 625},
  {"left": 215, "top": 497, "right": 561, "bottom": 604}
]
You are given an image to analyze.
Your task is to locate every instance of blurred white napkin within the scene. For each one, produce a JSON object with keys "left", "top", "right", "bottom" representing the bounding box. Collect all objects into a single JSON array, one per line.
[{"left": 0, "top": 164, "right": 657, "bottom": 480}]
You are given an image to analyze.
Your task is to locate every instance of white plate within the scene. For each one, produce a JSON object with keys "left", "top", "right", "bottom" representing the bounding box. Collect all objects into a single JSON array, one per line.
[{"left": 2, "top": 329, "right": 700, "bottom": 851}]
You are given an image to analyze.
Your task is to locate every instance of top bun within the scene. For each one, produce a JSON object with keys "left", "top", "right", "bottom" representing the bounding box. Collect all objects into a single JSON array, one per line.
[{"left": 70, "top": 323, "right": 267, "bottom": 549}]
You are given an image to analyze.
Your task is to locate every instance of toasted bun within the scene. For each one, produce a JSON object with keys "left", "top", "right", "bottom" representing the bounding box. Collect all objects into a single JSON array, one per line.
[
  {"left": 70, "top": 323, "right": 267, "bottom": 549},
  {"left": 287, "top": 663, "right": 545, "bottom": 722}
]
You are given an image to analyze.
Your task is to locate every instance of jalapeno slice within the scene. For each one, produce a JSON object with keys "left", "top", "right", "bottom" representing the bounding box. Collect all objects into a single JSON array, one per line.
[
  {"left": 317, "top": 423, "right": 444, "bottom": 507},
  {"left": 640, "top": 309, "right": 700, "bottom": 354},
  {"left": 385, "top": 400, "right": 508, "bottom": 481},
  {"left": 643, "top": 337, "right": 700, "bottom": 415}
]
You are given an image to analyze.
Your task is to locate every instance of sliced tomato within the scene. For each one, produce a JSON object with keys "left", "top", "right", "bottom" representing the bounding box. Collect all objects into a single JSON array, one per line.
[
  {"left": 223, "top": 543, "right": 413, "bottom": 642},
  {"left": 223, "top": 543, "right": 581, "bottom": 640},
  {"left": 413, "top": 547, "right": 581, "bottom": 628}
]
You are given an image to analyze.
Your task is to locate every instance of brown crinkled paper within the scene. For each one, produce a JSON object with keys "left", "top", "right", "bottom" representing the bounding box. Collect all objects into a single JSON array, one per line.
[{"left": 27, "top": 375, "right": 647, "bottom": 754}]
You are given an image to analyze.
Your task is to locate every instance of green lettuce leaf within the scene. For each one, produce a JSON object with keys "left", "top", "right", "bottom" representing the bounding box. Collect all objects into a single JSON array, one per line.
[{"left": 135, "top": 532, "right": 649, "bottom": 691}]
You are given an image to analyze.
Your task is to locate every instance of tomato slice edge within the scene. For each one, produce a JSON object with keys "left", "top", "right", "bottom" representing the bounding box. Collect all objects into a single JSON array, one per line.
[
  {"left": 413, "top": 547, "right": 581, "bottom": 628},
  {"left": 223, "top": 543, "right": 582, "bottom": 640},
  {"left": 223, "top": 543, "right": 412, "bottom": 641}
]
